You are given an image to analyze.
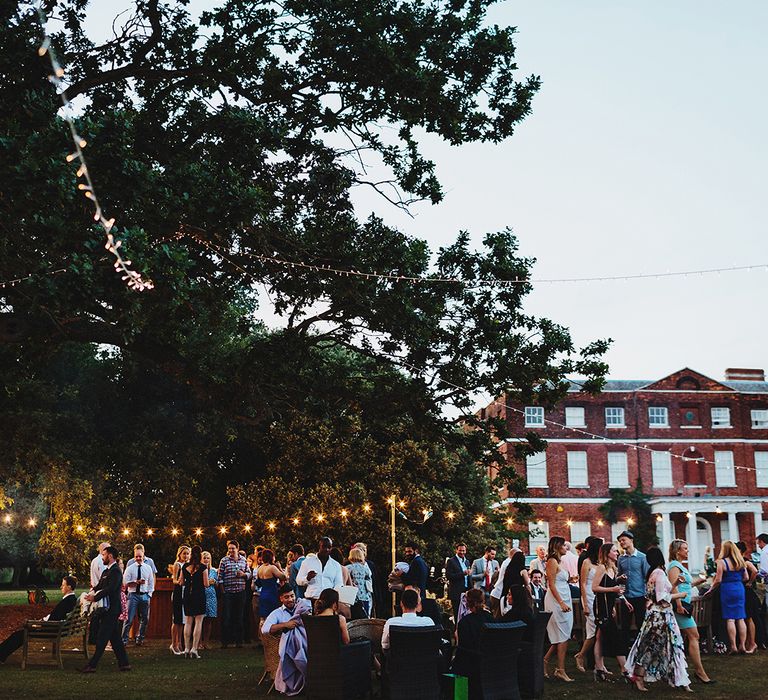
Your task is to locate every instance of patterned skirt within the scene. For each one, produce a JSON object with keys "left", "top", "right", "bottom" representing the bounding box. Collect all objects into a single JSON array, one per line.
[{"left": 625, "top": 603, "right": 690, "bottom": 687}]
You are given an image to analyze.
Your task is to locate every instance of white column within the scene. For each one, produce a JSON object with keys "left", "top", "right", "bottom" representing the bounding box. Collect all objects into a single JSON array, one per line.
[
  {"left": 755, "top": 511, "right": 765, "bottom": 539},
  {"left": 687, "top": 511, "right": 700, "bottom": 574},
  {"left": 660, "top": 512, "right": 672, "bottom": 562},
  {"left": 728, "top": 511, "right": 739, "bottom": 542}
]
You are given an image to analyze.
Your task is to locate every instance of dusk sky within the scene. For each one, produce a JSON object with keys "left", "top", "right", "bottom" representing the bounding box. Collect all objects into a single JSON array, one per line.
[{"left": 82, "top": 1, "right": 768, "bottom": 384}]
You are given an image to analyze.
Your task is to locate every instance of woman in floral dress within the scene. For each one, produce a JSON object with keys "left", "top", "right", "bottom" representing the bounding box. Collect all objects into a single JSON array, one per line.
[
  {"left": 625, "top": 546, "right": 691, "bottom": 692},
  {"left": 201, "top": 550, "right": 218, "bottom": 649}
]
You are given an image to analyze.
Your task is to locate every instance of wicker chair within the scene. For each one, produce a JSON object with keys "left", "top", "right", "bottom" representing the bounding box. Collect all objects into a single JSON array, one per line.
[
  {"left": 303, "top": 614, "right": 371, "bottom": 699},
  {"left": 386, "top": 625, "right": 443, "bottom": 700},
  {"left": 692, "top": 597, "right": 713, "bottom": 653},
  {"left": 475, "top": 621, "right": 527, "bottom": 700},
  {"left": 347, "top": 618, "right": 386, "bottom": 655},
  {"left": 258, "top": 629, "right": 281, "bottom": 693},
  {"left": 517, "top": 611, "right": 550, "bottom": 700}
]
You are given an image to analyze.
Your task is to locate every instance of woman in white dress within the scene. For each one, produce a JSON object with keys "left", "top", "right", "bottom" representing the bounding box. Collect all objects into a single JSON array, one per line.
[
  {"left": 574, "top": 537, "right": 603, "bottom": 674},
  {"left": 543, "top": 536, "right": 574, "bottom": 682}
]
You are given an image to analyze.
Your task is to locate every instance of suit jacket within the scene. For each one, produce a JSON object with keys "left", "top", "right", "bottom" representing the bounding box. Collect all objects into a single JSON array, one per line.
[
  {"left": 402, "top": 554, "right": 429, "bottom": 593},
  {"left": 49, "top": 594, "right": 77, "bottom": 621},
  {"left": 470, "top": 556, "right": 500, "bottom": 591},
  {"left": 93, "top": 562, "right": 123, "bottom": 615},
  {"left": 446, "top": 555, "right": 470, "bottom": 599},
  {"left": 530, "top": 584, "right": 546, "bottom": 611}
]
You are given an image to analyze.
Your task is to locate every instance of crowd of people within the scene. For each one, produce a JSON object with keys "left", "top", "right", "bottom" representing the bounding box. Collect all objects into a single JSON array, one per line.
[{"left": 0, "top": 528, "right": 766, "bottom": 694}]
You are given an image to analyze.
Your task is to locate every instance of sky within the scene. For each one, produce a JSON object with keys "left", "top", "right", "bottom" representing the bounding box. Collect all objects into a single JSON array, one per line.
[{"left": 82, "top": 1, "right": 768, "bottom": 384}]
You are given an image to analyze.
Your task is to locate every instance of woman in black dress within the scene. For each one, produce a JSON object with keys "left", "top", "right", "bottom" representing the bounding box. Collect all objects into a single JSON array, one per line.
[
  {"left": 182, "top": 545, "right": 209, "bottom": 658},
  {"left": 592, "top": 542, "right": 632, "bottom": 681},
  {"left": 501, "top": 550, "right": 530, "bottom": 598},
  {"left": 170, "top": 545, "right": 190, "bottom": 655}
]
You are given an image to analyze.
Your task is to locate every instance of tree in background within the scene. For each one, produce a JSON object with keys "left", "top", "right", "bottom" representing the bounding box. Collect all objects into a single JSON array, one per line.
[{"left": 0, "top": 1, "right": 608, "bottom": 576}]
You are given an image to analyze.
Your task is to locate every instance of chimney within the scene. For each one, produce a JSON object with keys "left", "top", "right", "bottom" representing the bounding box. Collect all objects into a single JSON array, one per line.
[{"left": 725, "top": 368, "right": 765, "bottom": 382}]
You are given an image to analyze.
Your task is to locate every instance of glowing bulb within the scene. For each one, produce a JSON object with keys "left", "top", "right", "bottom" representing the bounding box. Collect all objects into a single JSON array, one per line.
[
  {"left": 55, "top": 67, "right": 64, "bottom": 78},
  {"left": 505, "top": 518, "right": 514, "bottom": 527},
  {"left": 146, "top": 529, "right": 154, "bottom": 536},
  {"left": 267, "top": 521, "right": 276, "bottom": 531},
  {"left": 715, "top": 507, "right": 722, "bottom": 514},
  {"left": 537, "top": 519, "right": 543, "bottom": 525},
  {"left": 243, "top": 524, "right": 252, "bottom": 533},
  {"left": 627, "top": 517, "right": 635, "bottom": 526},
  {"left": 446, "top": 511, "right": 455, "bottom": 520},
  {"left": 3, "top": 514, "right": 11, "bottom": 523},
  {"left": 475, "top": 515, "right": 486, "bottom": 525},
  {"left": 597, "top": 519, "right": 604, "bottom": 527},
  {"left": 171, "top": 528, "right": 179, "bottom": 536},
  {"left": 362, "top": 503, "right": 371, "bottom": 513},
  {"left": 195, "top": 528, "right": 203, "bottom": 537},
  {"left": 28, "top": 518, "right": 37, "bottom": 527},
  {"left": 122, "top": 528, "right": 130, "bottom": 536},
  {"left": 75, "top": 524, "right": 83, "bottom": 532},
  {"left": 316, "top": 514, "right": 325, "bottom": 523},
  {"left": 219, "top": 526, "right": 227, "bottom": 535},
  {"left": 292, "top": 517, "right": 300, "bottom": 526},
  {"left": 66, "top": 153, "right": 78, "bottom": 162},
  {"left": 340, "top": 509, "right": 348, "bottom": 518},
  {"left": 566, "top": 519, "right": 573, "bottom": 527},
  {"left": 398, "top": 500, "right": 406, "bottom": 509},
  {"left": 99, "top": 526, "right": 106, "bottom": 534},
  {"left": 656, "top": 515, "right": 662, "bottom": 522},
  {"left": 79, "top": 139, "right": 87, "bottom": 148},
  {"left": 386, "top": 496, "right": 395, "bottom": 505},
  {"left": 686, "top": 512, "right": 693, "bottom": 519}
]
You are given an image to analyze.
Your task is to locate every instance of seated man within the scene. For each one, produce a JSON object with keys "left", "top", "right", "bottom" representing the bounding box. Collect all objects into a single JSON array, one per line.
[
  {"left": 261, "top": 584, "right": 298, "bottom": 652},
  {"left": 0, "top": 575, "right": 78, "bottom": 664},
  {"left": 381, "top": 588, "right": 435, "bottom": 650}
]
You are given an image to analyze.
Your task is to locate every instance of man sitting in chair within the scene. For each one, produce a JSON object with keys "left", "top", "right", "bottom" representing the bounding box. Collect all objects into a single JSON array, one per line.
[
  {"left": 0, "top": 576, "right": 78, "bottom": 664},
  {"left": 381, "top": 589, "right": 435, "bottom": 650}
]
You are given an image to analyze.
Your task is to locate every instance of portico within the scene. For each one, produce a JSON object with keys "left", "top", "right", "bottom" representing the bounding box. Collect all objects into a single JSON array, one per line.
[{"left": 651, "top": 496, "right": 766, "bottom": 573}]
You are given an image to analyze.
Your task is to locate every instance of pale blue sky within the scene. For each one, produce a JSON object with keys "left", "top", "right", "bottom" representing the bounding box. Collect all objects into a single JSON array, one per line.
[{"left": 81, "top": 1, "right": 767, "bottom": 383}]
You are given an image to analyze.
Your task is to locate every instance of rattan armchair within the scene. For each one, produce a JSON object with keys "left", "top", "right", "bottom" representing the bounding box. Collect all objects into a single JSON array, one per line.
[
  {"left": 386, "top": 624, "right": 443, "bottom": 700},
  {"left": 258, "top": 629, "right": 281, "bottom": 693},
  {"left": 302, "top": 614, "right": 371, "bottom": 699},
  {"left": 347, "top": 618, "right": 385, "bottom": 655},
  {"left": 517, "top": 611, "right": 550, "bottom": 700},
  {"left": 475, "top": 621, "right": 526, "bottom": 700}
]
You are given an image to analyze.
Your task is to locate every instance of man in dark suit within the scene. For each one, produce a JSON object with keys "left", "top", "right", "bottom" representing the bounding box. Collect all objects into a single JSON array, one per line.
[
  {"left": 80, "top": 545, "right": 130, "bottom": 672},
  {"left": 0, "top": 575, "right": 78, "bottom": 664},
  {"left": 402, "top": 542, "right": 429, "bottom": 593},
  {"left": 530, "top": 570, "right": 546, "bottom": 611},
  {"left": 445, "top": 542, "right": 471, "bottom": 620}
]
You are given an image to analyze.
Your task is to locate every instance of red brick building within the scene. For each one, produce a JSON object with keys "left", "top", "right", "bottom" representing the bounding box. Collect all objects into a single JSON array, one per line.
[{"left": 486, "top": 367, "right": 768, "bottom": 572}]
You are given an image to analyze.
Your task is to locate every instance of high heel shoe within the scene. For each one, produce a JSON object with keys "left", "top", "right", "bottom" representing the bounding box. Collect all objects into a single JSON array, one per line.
[
  {"left": 594, "top": 669, "right": 611, "bottom": 682},
  {"left": 629, "top": 675, "right": 648, "bottom": 692},
  {"left": 553, "top": 669, "right": 575, "bottom": 683},
  {"left": 543, "top": 659, "right": 551, "bottom": 679},
  {"left": 189, "top": 649, "right": 200, "bottom": 659},
  {"left": 575, "top": 653, "right": 586, "bottom": 673},
  {"left": 169, "top": 644, "right": 182, "bottom": 656},
  {"left": 694, "top": 672, "right": 716, "bottom": 684}
]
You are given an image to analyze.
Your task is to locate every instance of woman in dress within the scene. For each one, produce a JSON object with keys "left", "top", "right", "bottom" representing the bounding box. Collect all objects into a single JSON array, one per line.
[
  {"left": 346, "top": 547, "right": 372, "bottom": 617},
  {"left": 543, "top": 536, "right": 574, "bottom": 682},
  {"left": 592, "top": 542, "right": 632, "bottom": 681},
  {"left": 501, "top": 584, "right": 536, "bottom": 639},
  {"left": 501, "top": 550, "right": 531, "bottom": 598},
  {"left": 255, "top": 548, "right": 287, "bottom": 635},
  {"left": 625, "top": 546, "right": 691, "bottom": 692},
  {"left": 705, "top": 540, "right": 748, "bottom": 653},
  {"left": 170, "top": 545, "right": 190, "bottom": 655},
  {"left": 574, "top": 536, "right": 602, "bottom": 673},
  {"left": 182, "top": 544, "right": 209, "bottom": 658},
  {"left": 201, "top": 550, "right": 218, "bottom": 650},
  {"left": 668, "top": 539, "right": 712, "bottom": 682},
  {"left": 314, "top": 588, "right": 350, "bottom": 644},
  {"left": 735, "top": 541, "right": 761, "bottom": 653}
]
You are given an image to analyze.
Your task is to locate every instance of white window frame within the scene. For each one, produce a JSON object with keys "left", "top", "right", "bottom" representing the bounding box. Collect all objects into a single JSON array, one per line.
[
  {"left": 607, "top": 452, "right": 630, "bottom": 488},
  {"left": 751, "top": 409, "right": 768, "bottom": 429},
  {"left": 565, "top": 407, "right": 586, "bottom": 428},
  {"left": 605, "top": 407, "right": 625, "bottom": 428},
  {"left": 525, "top": 451, "right": 548, "bottom": 488},
  {"left": 567, "top": 451, "right": 589, "bottom": 488},
  {"left": 528, "top": 521, "right": 550, "bottom": 551},
  {"left": 711, "top": 407, "right": 731, "bottom": 428},
  {"left": 524, "top": 406, "right": 544, "bottom": 427},
  {"left": 756, "top": 452, "right": 768, "bottom": 488},
  {"left": 651, "top": 450, "right": 673, "bottom": 488},
  {"left": 648, "top": 406, "right": 669, "bottom": 427},
  {"left": 611, "top": 520, "right": 628, "bottom": 542},
  {"left": 714, "top": 450, "right": 736, "bottom": 487},
  {"left": 570, "top": 521, "right": 591, "bottom": 545}
]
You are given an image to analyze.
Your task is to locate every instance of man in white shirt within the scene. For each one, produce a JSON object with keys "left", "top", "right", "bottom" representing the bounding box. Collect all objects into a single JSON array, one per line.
[
  {"left": 296, "top": 536, "right": 343, "bottom": 601},
  {"left": 121, "top": 548, "right": 155, "bottom": 646},
  {"left": 381, "top": 589, "right": 435, "bottom": 649},
  {"left": 90, "top": 541, "right": 110, "bottom": 588},
  {"left": 126, "top": 543, "right": 157, "bottom": 575},
  {"left": 490, "top": 547, "right": 517, "bottom": 618},
  {"left": 757, "top": 533, "right": 768, "bottom": 579},
  {"left": 530, "top": 570, "right": 546, "bottom": 611},
  {"left": 561, "top": 542, "right": 579, "bottom": 580},
  {"left": 261, "top": 585, "right": 298, "bottom": 653},
  {"left": 529, "top": 545, "right": 547, "bottom": 578}
]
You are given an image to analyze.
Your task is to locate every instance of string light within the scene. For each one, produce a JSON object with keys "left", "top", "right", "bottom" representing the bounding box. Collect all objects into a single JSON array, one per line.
[
  {"left": 715, "top": 507, "right": 722, "bottom": 514},
  {"left": 243, "top": 524, "right": 252, "bottom": 533},
  {"left": 28, "top": 518, "right": 37, "bottom": 527},
  {"left": 316, "top": 514, "right": 325, "bottom": 523},
  {"left": 3, "top": 514, "right": 11, "bottom": 524},
  {"left": 475, "top": 515, "right": 486, "bottom": 525},
  {"left": 98, "top": 526, "right": 106, "bottom": 534},
  {"left": 180, "top": 228, "right": 768, "bottom": 289},
  {"left": 267, "top": 521, "right": 276, "bottom": 531},
  {"left": 362, "top": 504, "right": 371, "bottom": 513},
  {"left": 446, "top": 511, "right": 455, "bottom": 521},
  {"left": 194, "top": 527, "right": 203, "bottom": 537},
  {"left": 146, "top": 528, "right": 154, "bottom": 536},
  {"left": 566, "top": 518, "right": 573, "bottom": 527},
  {"left": 171, "top": 528, "right": 179, "bottom": 536},
  {"left": 32, "top": 2, "right": 152, "bottom": 291},
  {"left": 75, "top": 524, "right": 84, "bottom": 532},
  {"left": 656, "top": 515, "right": 663, "bottom": 523},
  {"left": 0, "top": 268, "right": 67, "bottom": 290},
  {"left": 596, "top": 519, "right": 604, "bottom": 527},
  {"left": 340, "top": 509, "right": 348, "bottom": 519},
  {"left": 219, "top": 526, "right": 228, "bottom": 535},
  {"left": 626, "top": 517, "right": 635, "bottom": 526},
  {"left": 505, "top": 517, "right": 514, "bottom": 527},
  {"left": 292, "top": 517, "right": 300, "bottom": 526},
  {"left": 398, "top": 500, "right": 406, "bottom": 509},
  {"left": 122, "top": 528, "right": 130, "bottom": 536},
  {"left": 686, "top": 512, "right": 693, "bottom": 519}
]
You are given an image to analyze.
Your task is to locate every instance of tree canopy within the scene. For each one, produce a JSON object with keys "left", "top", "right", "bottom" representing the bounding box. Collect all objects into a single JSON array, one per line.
[{"left": 0, "top": 1, "right": 608, "bottom": 577}]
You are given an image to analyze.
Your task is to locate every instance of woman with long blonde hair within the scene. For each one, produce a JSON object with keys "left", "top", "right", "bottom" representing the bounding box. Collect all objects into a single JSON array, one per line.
[
  {"left": 542, "top": 536, "right": 574, "bottom": 682},
  {"left": 170, "top": 545, "right": 191, "bottom": 655},
  {"left": 705, "top": 539, "right": 748, "bottom": 653}
]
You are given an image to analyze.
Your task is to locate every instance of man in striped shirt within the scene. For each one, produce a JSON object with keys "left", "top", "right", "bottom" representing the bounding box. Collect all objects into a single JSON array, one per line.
[{"left": 217, "top": 540, "right": 251, "bottom": 647}]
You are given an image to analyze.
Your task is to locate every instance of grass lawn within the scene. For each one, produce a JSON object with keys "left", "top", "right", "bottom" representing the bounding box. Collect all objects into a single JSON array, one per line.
[
  {"left": 0, "top": 590, "right": 60, "bottom": 606},
  {"left": 0, "top": 634, "right": 763, "bottom": 699}
]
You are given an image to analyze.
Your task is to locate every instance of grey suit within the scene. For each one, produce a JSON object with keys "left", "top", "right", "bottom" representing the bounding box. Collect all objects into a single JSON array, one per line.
[{"left": 470, "top": 556, "right": 500, "bottom": 601}]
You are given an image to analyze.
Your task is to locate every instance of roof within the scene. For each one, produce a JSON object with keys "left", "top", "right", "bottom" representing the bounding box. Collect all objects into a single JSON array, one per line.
[{"left": 568, "top": 378, "right": 768, "bottom": 394}]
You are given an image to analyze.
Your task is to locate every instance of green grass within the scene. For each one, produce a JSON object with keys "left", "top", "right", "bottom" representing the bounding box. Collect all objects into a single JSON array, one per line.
[{"left": 0, "top": 590, "right": 60, "bottom": 606}]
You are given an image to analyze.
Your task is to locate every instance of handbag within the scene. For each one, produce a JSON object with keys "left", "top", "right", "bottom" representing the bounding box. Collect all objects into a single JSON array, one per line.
[{"left": 679, "top": 600, "right": 693, "bottom": 617}]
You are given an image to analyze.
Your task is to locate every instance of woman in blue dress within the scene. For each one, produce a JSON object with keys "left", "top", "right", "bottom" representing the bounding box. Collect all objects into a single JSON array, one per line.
[
  {"left": 667, "top": 539, "right": 712, "bottom": 683},
  {"left": 255, "top": 548, "right": 287, "bottom": 636},
  {"left": 201, "top": 550, "right": 218, "bottom": 649},
  {"left": 706, "top": 540, "right": 748, "bottom": 653}
]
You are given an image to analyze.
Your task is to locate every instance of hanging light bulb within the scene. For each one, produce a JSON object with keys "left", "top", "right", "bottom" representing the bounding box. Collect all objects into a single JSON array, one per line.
[
  {"left": 146, "top": 528, "right": 154, "bottom": 536},
  {"left": 362, "top": 503, "right": 371, "bottom": 513}
]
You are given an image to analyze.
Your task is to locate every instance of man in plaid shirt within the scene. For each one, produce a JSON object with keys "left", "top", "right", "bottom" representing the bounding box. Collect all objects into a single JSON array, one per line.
[{"left": 217, "top": 540, "right": 251, "bottom": 647}]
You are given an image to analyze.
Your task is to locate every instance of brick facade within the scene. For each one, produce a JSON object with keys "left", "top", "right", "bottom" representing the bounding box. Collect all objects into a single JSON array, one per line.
[{"left": 485, "top": 367, "right": 768, "bottom": 572}]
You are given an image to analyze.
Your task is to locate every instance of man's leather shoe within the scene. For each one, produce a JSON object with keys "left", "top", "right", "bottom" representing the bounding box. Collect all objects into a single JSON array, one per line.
[{"left": 78, "top": 665, "right": 96, "bottom": 673}]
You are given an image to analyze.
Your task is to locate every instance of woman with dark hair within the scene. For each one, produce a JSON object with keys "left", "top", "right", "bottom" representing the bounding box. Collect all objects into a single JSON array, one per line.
[
  {"left": 501, "top": 550, "right": 530, "bottom": 598},
  {"left": 255, "top": 548, "right": 287, "bottom": 635},
  {"left": 543, "top": 536, "right": 574, "bottom": 682},
  {"left": 625, "top": 546, "right": 691, "bottom": 692},
  {"left": 182, "top": 545, "right": 209, "bottom": 658},
  {"left": 314, "top": 588, "right": 350, "bottom": 644},
  {"left": 574, "top": 536, "right": 603, "bottom": 673},
  {"left": 592, "top": 543, "right": 632, "bottom": 681},
  {"left": 453, "top": 588, "right": 494, "bottom": 678},
  {"left": 501, "top": 584, "right": 536, "bottom": 635}
]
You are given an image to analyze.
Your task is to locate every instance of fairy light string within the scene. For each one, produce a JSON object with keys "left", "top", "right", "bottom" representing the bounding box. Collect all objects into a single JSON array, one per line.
[
  {"left": 33, "top": 2, "right": 152, "bottom": 291},
  {"left": 0, "top": 267, "right": 67, "bottom": 290}
]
